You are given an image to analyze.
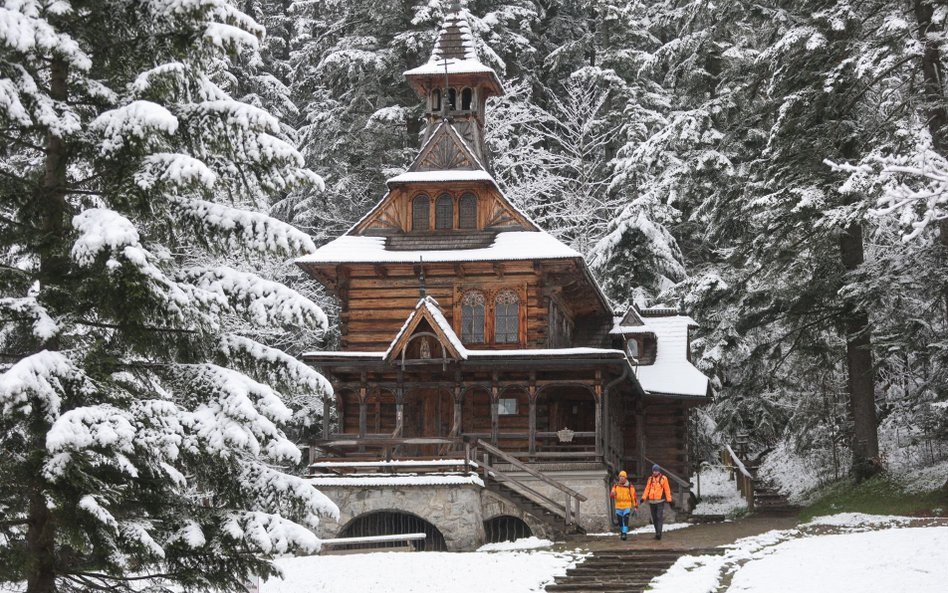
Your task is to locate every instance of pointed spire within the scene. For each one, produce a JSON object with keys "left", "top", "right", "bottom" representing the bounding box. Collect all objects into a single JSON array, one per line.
[{"left": 430, "top": 3, "right": 478, "bottom": 63}]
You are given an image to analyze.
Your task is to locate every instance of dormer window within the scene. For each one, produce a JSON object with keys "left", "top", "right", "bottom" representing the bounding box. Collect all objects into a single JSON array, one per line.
[
  {"left": 412, "top": 194, "right": 430, "bottom": 231},
  {"left": 436, "top": 194, "right": 453, "bottom": 229},
  {"left": 461, "top": 88, "right": 473, "bottom": 110},
  {"left": 459, "top": 193, "right": 477, "bottom": 229},
  {"left": 626, "top": 338, "right": 639, "bottom": 359}
]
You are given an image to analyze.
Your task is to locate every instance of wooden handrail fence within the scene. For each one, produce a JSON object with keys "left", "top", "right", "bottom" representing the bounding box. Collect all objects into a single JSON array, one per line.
[
  {"left": 719, "top": 444, "right": 755, "bottom": 512},
  {"left": 467, "top": 438, "right": 587, "bottom": 528}
]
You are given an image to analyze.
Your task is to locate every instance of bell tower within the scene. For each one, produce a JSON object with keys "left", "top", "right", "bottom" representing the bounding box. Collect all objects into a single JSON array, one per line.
[{"left": 403, "top": 4, "right": 504, "bottom": 166}]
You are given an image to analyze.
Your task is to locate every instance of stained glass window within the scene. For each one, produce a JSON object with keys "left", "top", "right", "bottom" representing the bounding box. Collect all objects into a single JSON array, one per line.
[
  {"left": 494, "top": 290, "right": 519, "bottom": 343},
  {"left": 412, "top": 194, "right": 430, "bottom": 231},
  {"left": 461, "top": 290, "right": 485, "bottom": 343},
  {"left": 436, "top": 194, "right": 453, "bottom": 229}
]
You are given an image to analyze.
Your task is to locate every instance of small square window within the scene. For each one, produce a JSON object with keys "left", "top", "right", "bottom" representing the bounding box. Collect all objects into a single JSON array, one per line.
[{"left": 498, "top": 398, "right": 518, "bottom": 415}]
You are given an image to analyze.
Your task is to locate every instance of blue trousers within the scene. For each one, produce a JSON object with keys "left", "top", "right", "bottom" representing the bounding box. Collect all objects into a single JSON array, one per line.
[{"left": 615, "top": 508, "right": 631, "bottom": 534}]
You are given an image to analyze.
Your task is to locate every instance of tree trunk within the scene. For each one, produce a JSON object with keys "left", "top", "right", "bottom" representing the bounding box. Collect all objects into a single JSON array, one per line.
[
  {"left": 25, "top": 56, "right": 70, "bottom": 593},
  {"left": 839, "top": 223, "right": 881, "bottom": 480},
  {"left": 912, "top": 0, "right": 948, "bottom": 319}
]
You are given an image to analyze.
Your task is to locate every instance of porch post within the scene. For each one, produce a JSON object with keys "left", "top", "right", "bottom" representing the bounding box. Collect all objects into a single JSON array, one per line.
[
  {"left": 451, "top": 384, "right": 463, "bottom": 439},
  {"left": 394, "top": 369, "right": 404, "bottom": 438},
  {"left": 635, "top": 398, "right": 646, "bottom": 476},
  {"left": 594, "top": 370, "right": 603, "bottom": 458},
  {"left": 528, "top": 372, "right": 537, "bottom": 459},
  {"left": 490, "top": 372, "right": 499, "bottom": 445},
  {"left": 322, "top": 396, "right": 331, "bottom": 440},
  {"left": 358, "top": 371, "right": 368, "bottom": 439}
]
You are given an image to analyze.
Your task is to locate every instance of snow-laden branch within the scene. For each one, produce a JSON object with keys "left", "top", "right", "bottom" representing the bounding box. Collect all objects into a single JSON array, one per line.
[
  {"left": 170, "top": 197, "right": 317, "bottom": 255},
  {"left": 218, "top": 334, "right": 331, "bottom": 396},
  {"left": 0, "top": 295, "right": 59, "bottom": 339},
  {"left": 179, "top": 363, "right": 299, "bottom": 462},
  {"left": 826, "top": 147, "right": 948, "bottom": 241},
  {"left": 91, "top": 100, "right": 178, "bottom": 154},
  {"left": 0, "top": 350, "right": 84, "bottom": 422},
  {"left": 221, "top": 510, "right": 320, "bottom": 555},
  {"left": 72, "top": 209, "right": 229, "bottom": 323},
  {"left": 135, "top": 153, "right": 217, "bottom": 191},
  {"left": 186, "top": 266, "right": 327, "bottom": 329}
]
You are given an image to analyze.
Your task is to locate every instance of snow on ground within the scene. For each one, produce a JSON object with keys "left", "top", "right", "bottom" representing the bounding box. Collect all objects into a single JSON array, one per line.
[
  {"left": 476, "top": 536, "right": 553, "bottom": 551},
  {"left": 727, "top": 528, "right": 948, "bottom": 593},
  {"left": 691, "top": 465, "right": 748, "bottom": 516},
  {"left": 264, "top": 549, "right": 582, "bottom": 593},
  {"left": 648, "top": 513, "right": 948, "bottom": 593}
]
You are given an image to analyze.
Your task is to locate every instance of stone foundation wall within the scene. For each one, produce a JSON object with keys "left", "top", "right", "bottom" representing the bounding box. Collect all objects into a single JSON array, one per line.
[
  {"left": 314, "top": 483, "right": 485, "bottom": 552},
  {"left": 312, "top": 475, "right": 679, "bottom": 551}
]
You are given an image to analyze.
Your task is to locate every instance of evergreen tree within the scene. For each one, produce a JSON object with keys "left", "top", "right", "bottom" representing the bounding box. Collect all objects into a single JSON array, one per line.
[{"left": 0, "top": 2, "right": 336, "bottom": 591}]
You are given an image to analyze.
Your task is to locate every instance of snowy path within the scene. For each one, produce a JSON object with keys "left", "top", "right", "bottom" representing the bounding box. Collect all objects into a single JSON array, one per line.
[{"left": 648, "top": 514, "right": 948, "bottom": 593}]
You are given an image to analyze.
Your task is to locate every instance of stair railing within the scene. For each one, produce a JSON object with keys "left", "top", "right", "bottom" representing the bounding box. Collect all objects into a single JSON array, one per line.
[
  {"left": 468, "top": 438, "right": 588, "bottom": 527},
  {"left": 720, "top": 444, "right": 755, "bottom": 512}
]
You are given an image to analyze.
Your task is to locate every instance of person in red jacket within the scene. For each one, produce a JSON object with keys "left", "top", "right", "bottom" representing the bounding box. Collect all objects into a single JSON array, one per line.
[
  {"left": 640, "top": 464, "right": 673, "bottom": 540},
  {"left": 609, "top": 470, "right": 638, "bottom": 540}
]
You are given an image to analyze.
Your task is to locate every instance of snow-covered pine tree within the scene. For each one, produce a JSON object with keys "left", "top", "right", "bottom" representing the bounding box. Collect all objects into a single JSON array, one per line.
[{"left": 0, "top": 2, "right": 336, "bottom": 592}]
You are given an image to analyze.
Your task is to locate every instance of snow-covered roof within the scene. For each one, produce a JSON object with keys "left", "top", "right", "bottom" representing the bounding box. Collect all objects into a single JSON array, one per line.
[
  {"left": 384, "top": 296, "right": 466, "bottom": 360},
  {"left": 386, "top": 169, "right": 494, "bottom": 185},
  {"left": 621, "top": 313, "right": 709, "bottom": 398},
  {"left": 297, "top": 231, "right": 581, "bottom": 265},
  {"left": 403, "top": 58, "right": 498, "bottom": 78},
  {"left": 307, "top": 474, "right": 485, "bottom": 487},
  {"left": 304, "top": 346, "right": 627, "bottom": 362}
]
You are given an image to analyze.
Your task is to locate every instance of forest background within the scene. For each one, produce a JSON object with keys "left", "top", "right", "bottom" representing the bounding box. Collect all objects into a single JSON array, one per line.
[{"left": 250, "top": 0, "right": 948, "bottom": 488}]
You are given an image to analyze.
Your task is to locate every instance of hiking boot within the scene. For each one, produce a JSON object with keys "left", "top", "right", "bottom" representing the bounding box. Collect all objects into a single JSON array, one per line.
[{"left": 620, "top": 532, "right": 627, "bottom": 541}]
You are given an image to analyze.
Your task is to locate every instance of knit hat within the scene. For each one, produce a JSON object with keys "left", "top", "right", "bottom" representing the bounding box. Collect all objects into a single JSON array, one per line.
[
  {"left": 618, "top": 470, "right": 627, "bottom": 478},
  {"left": 652, "top": 464, "right": 661, "bottom": 472}
]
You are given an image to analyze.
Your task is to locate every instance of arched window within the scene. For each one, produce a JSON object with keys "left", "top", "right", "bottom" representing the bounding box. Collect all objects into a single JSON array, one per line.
[
  {"left": 461, "top": 290, "right": 485, "bottom": 343},
  {"left": 436, "top": 194, "right": 453, "bottom": 229},
  {"left": 494, "top": 290, "right": 520, "bottom": 344},
  {"left": 461, "top": 88, "right": 473, "bottom": 110},
  {"left": 447, "top": 88, "right": 457, "bottom": 111},
  {"left": 432, "top": 89, "right": 441, "bottom": 112},
  {"left": 412, "top": 195, "right": 430, "bottom": 231},
  {"left": 459, "top": 193, "right": 477, "bottom": 229}
]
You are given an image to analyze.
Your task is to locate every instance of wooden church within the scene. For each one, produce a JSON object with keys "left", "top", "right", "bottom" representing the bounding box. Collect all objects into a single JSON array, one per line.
[{"left": 296, "top": 6, "right": 711, "bottom": 550}]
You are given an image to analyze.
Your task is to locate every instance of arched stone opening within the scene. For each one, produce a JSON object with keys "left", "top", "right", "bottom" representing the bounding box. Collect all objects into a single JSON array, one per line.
[
  {"left": 483, "top": 515, "right": 532, "bottom": 543},
  {"left": 338, "top": 510, "right": 448, "bottom": 551}
]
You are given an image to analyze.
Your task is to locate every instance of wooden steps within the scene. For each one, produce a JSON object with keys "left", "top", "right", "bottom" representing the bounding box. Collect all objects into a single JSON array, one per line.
[
  {"left": 484, "top": 480, "right": 586, "bottom": 537},
  {"left": 546, "top": 548, "right": 722, "bottom": 593},
  {"left": 747, "top": 468, "right": 801, "bottom": 517}
]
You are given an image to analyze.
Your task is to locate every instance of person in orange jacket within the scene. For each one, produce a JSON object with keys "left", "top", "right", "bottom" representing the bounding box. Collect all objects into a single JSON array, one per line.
[
  {"left": 609, "top": 470, "right": 638, "bottom": 540},
  {"left": 640, "top": 464, "right": 673, "bottom": 540}
]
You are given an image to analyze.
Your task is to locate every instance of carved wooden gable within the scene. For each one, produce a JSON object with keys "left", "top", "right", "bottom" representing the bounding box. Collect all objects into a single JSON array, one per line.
[
  {"left": 412, "top": 123, "right": 481, "bottom": 172},
  {"left": 386, "top": 297, "right": 464, "bottom": 366}
]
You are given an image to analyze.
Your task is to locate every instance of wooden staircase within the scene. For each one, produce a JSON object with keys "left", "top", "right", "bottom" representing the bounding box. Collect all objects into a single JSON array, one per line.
[
  {"left": 470, "top": 439, "right": 587, "bottom": 536},
  {"left": 750, "top": 478, "right": 801, "bottom": 516},
  {"left": 545, "top": 548, "right": 722, "bottom": 592}
]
